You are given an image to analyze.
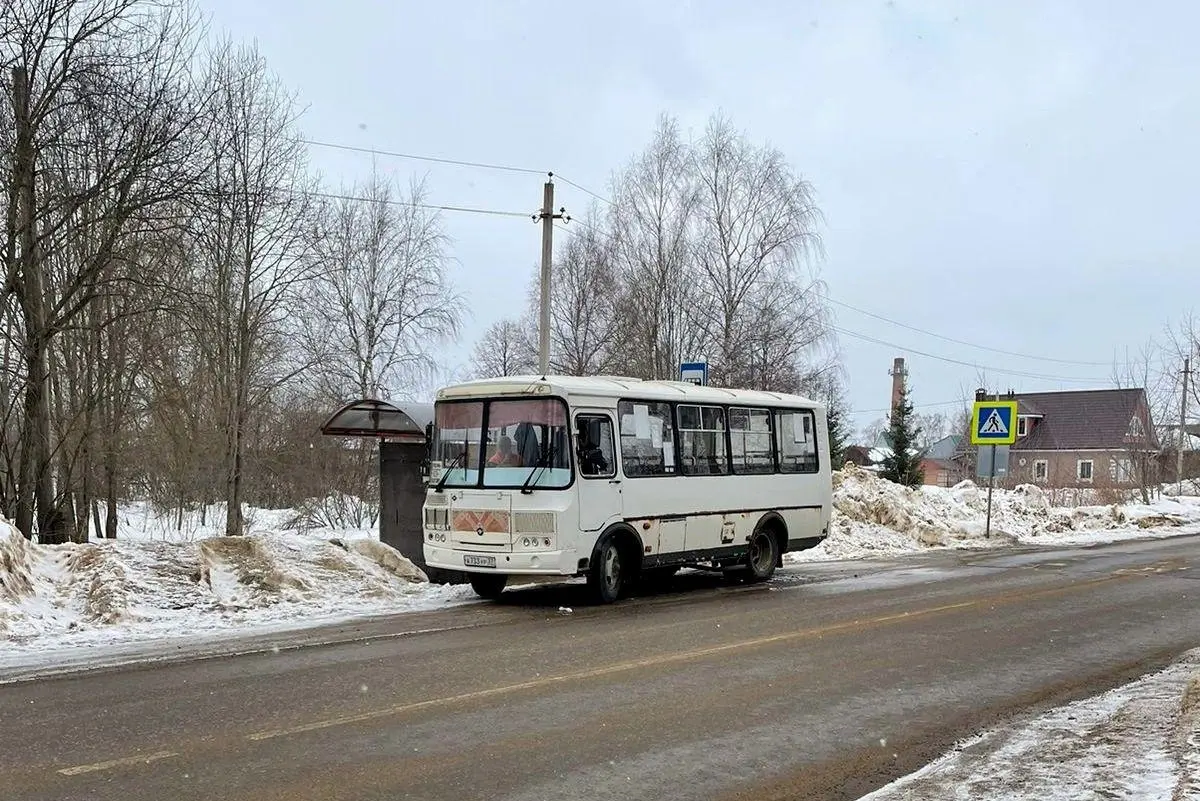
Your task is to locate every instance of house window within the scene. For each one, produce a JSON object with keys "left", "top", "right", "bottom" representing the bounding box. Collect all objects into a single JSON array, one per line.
[
  {"left": 1128, "top": 416, "right": 1145, "bottom": 437},
  {"left": 1017, "top": 418, "right": 1028, "bottom": 437},
  {"left": 1033, "top": 460, "right": 1048, "bottom": 482},
  {"left": 1077, "top": 459, "right": 1094, "bottom": 482},
  {"left": 1111, "top": 457, "right": 1134, "bottom": 484}
]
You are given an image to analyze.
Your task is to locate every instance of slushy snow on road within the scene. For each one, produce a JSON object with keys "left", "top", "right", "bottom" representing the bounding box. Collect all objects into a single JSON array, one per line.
[{"left": 860, "top": 648, "right": 1200, "bottom": 800}]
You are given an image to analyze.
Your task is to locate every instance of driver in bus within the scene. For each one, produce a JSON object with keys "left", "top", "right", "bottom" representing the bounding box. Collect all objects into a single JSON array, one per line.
[
  {"left": 577, "top": 425, "right": 609, "bottom": 476},
  {"left": 488, "top": 435, "right": 521, "bottom": 466}
]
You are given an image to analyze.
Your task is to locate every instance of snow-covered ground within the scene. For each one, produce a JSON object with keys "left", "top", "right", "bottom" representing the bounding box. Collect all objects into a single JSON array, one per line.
[
  {"left": 787, "top": 465, "right": 1200, "bottom": 563},
  {"left": 860, "top": 648, "right": 1200, "bottom": 800},
  {"left": 0, "top": 507, "right": 475, "bottom": 671}
]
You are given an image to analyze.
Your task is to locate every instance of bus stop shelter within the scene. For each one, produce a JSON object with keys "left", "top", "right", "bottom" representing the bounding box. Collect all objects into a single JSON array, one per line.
[{"left": 320, "top": 398, "right": 463, "bottom": 584}]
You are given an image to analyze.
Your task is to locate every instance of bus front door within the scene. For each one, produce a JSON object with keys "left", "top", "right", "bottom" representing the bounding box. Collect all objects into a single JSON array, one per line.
[{"left": 574, "top": 411, "right": 622, "bottom": 532}]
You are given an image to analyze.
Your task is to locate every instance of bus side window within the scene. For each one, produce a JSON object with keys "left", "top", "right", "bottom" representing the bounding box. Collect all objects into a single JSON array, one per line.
[
  {"left": 617, "top": 401, "right": 675, "bottom": 476},
  {"left": 775, "top": 409, "right": 819, "bottom": 474}
]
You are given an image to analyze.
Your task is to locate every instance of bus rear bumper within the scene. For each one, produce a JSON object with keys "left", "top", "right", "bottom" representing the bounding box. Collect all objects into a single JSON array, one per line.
[{"left": 423, "top": 545, "right": 580, "bottom": 576}]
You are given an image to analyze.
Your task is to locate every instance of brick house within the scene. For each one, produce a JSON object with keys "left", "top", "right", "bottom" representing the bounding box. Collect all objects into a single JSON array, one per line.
[
  {"left": 920, "top": 434, "right": 969, "bottom": 487},
  {"left": 1006, "top": 388, "right": 1160, "bottom": 489}
]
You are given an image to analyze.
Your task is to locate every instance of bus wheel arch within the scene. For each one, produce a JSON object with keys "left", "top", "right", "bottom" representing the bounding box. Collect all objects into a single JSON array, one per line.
[
  {"left": 588, "top": 524, "right": 643, "bottom": 603},
  {"left": 755, "top": 512, "right": 789, "bottom": 568}
]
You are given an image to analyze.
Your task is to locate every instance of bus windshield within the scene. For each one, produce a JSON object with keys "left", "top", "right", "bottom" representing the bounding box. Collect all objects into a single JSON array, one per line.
[{"left": 432, "top": 397, "right": 571, "bottom": 489}]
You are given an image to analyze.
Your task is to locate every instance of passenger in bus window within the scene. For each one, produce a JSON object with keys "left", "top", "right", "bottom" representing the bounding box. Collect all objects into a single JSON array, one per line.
[
  {"left": 488, "top": 435, "right": 520, "bottom": 466},
  {"left": 577, "top": 423, "right": 609, "bottom": 476}
]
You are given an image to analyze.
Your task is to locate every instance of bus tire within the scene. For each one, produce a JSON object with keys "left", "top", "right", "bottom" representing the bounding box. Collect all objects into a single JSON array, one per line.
[
  {"left": 469, "top": 573, "right": 507, "bottom": 600},
  {"left": 746, "top": 526, "right": 779, "bottom": 583},
  {"left": 588, "top": 532, "right": 628, "bottom": 604}
]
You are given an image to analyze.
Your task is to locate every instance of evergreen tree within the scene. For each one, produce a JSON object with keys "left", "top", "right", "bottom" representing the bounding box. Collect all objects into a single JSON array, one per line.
[
  {"left": 826, "top": 396, "right": 849, "bottom": 471},
  {"left": 881, "top": 385, "right": 924, "bottom": 486}
]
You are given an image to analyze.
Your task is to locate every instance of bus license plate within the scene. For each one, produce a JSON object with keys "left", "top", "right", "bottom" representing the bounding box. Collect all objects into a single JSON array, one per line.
[{"left": 463, "top": 555, "right": 496, "bottom": 568}]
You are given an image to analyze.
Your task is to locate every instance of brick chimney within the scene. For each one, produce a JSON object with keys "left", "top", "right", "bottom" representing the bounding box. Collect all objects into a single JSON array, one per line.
[{"left": 889, "top": 357, "right": 907, "bottom": 415}]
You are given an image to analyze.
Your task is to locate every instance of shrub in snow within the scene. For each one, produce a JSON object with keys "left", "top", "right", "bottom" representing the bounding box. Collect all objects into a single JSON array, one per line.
[{"left": 284, "top": 494, "right": 379, "bottom": 532}]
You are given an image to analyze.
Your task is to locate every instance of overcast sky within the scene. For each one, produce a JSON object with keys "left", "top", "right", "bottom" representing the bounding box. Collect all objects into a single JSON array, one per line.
[{"left": 200, "top": 0, "right": 1200, "bottom": 436}]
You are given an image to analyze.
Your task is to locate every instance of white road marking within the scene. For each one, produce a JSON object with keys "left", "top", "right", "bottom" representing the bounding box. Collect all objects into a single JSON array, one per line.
[{"left": 57, "top": 750, "right": 179, "bottom": 776}]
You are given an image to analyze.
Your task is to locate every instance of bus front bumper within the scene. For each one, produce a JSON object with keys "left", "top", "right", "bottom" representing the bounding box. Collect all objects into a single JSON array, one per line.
[{"left": 423, "top": 545, "right": 580, "bottom": 576}]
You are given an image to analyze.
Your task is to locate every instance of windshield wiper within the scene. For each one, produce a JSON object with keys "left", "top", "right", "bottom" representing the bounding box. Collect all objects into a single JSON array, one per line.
[
  {"left": 435, "top": 450, "right": 466, "bottom": 493},
  {"left": 520, "top": 438, "right": 555, "bottom": 495}
]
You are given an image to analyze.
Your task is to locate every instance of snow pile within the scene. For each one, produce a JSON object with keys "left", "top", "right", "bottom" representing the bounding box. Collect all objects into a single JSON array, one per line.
[
  {"left": 789, "top": 464, "right": 1200, "bottom": 562},
  {"left": 0, "top": 523, "right": 471, "bottom": 655},
  {"left": 861, "top": 649, "right": 1200, "bottom": 800}
]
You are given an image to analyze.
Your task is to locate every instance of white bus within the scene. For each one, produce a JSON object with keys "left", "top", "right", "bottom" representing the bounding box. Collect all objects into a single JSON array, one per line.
[{"left": 421, "top": 375, "right": 832, "bottom": 603}]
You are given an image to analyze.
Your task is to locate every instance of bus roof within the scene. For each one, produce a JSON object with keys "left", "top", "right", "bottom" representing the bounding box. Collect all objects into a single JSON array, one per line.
[{"left": 434, "top": 374, "right": 826, "bottom": 410}]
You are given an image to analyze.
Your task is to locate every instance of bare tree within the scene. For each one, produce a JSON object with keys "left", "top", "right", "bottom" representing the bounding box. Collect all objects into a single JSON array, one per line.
[
  {"left": 607, "top": 114, "right": 705, "bottom": 380},
  {"left": 2, "top": 0, "right": 205, "bottom": 541},
  {"left": 1110, "top": 339, "right": 1172, "bottom": 502},
  {"left": 302, "top": 170, "right": 460, "bottom": 403},
  {"left": 691, "top": 114, "right": 826, "bottom": 389},
  {"left": 183, "top": 40, "right": 316, "bottom": 536},
  {"left": 539, "top": 207, "right": 621, "bottom": 376},
  {"left": 470, "top": 318, "right": 535, "bottom": 378},
  {"left": 913, "top": 410, "right": 952, "bottom": 451}
]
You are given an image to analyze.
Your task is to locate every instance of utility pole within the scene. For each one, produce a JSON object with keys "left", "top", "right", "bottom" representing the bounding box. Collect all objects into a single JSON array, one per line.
[
  {"left": 1179, "top": 357, "right": 1191, "bottom": 496},
  {"left": 534, "top": 174, "right": 568, "bottom": 375}
]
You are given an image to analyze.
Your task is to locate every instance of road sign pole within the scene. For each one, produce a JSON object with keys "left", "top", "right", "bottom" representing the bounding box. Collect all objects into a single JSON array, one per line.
[{"left": 984, "top": 445, "right": 995, "bottom": 539}]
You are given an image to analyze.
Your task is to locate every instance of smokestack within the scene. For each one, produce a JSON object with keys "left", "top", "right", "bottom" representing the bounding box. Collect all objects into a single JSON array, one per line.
[{"left": 890, "top": 357, "right": 907, "bottom": 414}]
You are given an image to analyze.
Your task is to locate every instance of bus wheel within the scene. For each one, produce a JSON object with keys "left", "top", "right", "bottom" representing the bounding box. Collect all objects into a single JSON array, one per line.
[
  {"left": 588, "top": 535, "right": 625, "bottom": 604},
  {"left": 746, "top": 528, "right": 779, "bottom": 583},
  {"left": 469, "top": 573, "right": 507, "bottom": 600}
]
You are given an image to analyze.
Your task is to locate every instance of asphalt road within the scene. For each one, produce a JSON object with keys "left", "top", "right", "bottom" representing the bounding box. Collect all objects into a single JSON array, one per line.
[{"left": 4, "top": 535, "right": 1200, "bottom": 801}]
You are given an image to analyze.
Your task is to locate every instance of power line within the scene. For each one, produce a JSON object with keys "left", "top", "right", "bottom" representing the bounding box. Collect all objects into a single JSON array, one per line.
[
  {"left": 831, "top": 325, "right": 1111, "bottom": 384},
  {"left": 826, "top": 296, "right": 1118, "bottom": 368},
  {"left": 302, "top": 138, "right": 616, "bottom": 208},
  {"left": 301, "top": 138, "right": 543, "bottom": 176},
  {"left": 850, "top": 399, "right": 964, "bottom": 415},
  {"left": 309, "top": 189, "right": 531, "bottom": 218},
  {"left": 554, "top": 174, "right": 614, "bottom": 207}
]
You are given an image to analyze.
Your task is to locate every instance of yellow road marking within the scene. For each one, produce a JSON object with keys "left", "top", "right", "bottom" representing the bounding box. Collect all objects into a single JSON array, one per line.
[
  {"left": 57, "top": 750, "right": 179, "bottom": 776},
  {"left": 246, "top": 574, "right": 1126, "bottom": 742}
]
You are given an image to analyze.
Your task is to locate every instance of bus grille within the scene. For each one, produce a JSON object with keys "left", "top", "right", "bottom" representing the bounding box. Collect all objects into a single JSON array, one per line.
[{"left": 513, "top": 512, "right": 556, "bottom": 535}]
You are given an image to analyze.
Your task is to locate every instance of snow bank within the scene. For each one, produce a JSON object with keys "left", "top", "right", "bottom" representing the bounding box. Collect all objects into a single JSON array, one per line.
[
  {"left": 0, "top": 523, "right": 471, "bottom": 656},
  {"left": 788, "top": 464, "right": 1200, "bottom": 563},
  {"left": 861, "top": 649, "right": 1200, "bottom": 800}
]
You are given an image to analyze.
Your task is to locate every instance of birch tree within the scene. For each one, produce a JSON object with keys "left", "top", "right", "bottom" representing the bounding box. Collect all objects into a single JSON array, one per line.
[
  {"left": 470, "top": 318, "right": 535, "bottom": 378},
  {"left": 607, "top": 114, "right": 705, "bottom": 379},
  {"left": 691, "top": 114, "right": 825, "bottom": 389},
  {"left": 544, "top": 208, "right": 620, "bottom": 376},
  {"left": 184, "top": 40, "right": 315, "bottom": 536},
  {"left": 303, "top": 171, "right": 460, "bottom": 403}
]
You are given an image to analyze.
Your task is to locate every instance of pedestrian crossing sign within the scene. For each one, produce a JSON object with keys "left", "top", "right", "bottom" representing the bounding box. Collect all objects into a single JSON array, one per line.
[{"left": 970, "top": 400, "right": 1018, "bottom": 446}]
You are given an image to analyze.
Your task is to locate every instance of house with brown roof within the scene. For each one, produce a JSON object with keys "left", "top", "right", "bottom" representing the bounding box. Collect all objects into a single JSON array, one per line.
[{"left": 1006, "top": 388, "right": 1160, "bottom": 489}]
